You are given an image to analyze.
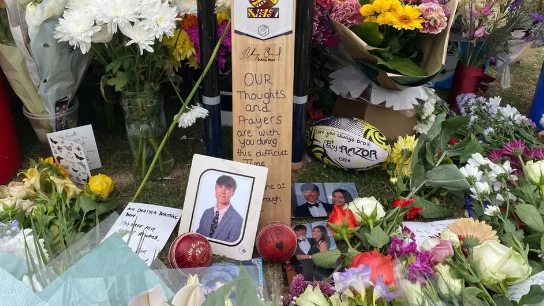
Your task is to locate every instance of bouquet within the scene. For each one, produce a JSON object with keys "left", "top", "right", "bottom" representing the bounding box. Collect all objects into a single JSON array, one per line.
[{"left": 329, "top": 0, "right": 457, "bottom": 90}]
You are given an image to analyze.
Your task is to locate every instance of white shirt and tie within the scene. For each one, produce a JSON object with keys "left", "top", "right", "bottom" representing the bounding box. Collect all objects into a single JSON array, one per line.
[
  {"left": 298, "top": 237, "right": 311, "bottom": 254},
  {"left": 307, "top": 201, "right": 327, "bottom": 217},
  {"left": 213, "top": 204, "right": 231, "bottom": 223}
]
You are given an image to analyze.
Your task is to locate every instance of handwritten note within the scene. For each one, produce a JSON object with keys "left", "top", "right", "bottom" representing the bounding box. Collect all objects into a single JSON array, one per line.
[
  {"left": 403, "top": 220, "right": 456, "bottom": 248},
  {"left": 506, "top": 271, "right": 544, "bottom": 304},
  {"left": 105, "top": 203, "right": 182, "bottom": 266},
  {"left": 48, "top": 124, "right": 102, "bottom": 170}
]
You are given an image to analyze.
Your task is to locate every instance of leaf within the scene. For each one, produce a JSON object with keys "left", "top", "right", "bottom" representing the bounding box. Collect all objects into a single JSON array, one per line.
[
  {"left": 105, "top": 57, "right": 124, "bottom": 74},
  {"left": 79, "top": 196, "right": 98, "bottom": 214},
  {"left": 106, "top": 72, "right": 128, "bottom": 92},
  {"left": 410, "top": 134, "right": 430, "bottom": 192},
  {"left": 235, "top": 265, "right": 260, "bottom": 306},
  {"left": 312, "top": 249, "right": 341, "bottom": 269},
  {"left": 493, "top": 296, "right": 514, "bottom": 306},
  {"left": 379, "top": 56, "right": 427, "bottom": 77},
  {"left": 541, "top": 234, "right": 544, "bottom": 255},
  {"left": 425, "top": 164, "right": 471, "bottom": 191},
  {"left": 426, "top": 113, "right": 447, "bottom": 140},
  {"left": 434, "top": 117, "right": 470, "bottom": 150},
  {"left": 413, "top": 196, "right": 453, "bottom": 219},
  {"left": 511, "top": 185, "right": 541, "bottom": 208},
  {"left": 504, "top": 219, "right": 517, "bottom": 234},
  {"left": 529, "top": 260, "right": 544, "bottom": 275},
  {"left": 344, "top": 247, "right": 361, "bottom": 267},
  {"left": 519, "top": 285, "right": 544, "bottom": 306},
  {"left": 516, "top": 204, "right": 544, "bottom": 233},
  {"left": 365, "top": 226, "right": 389, "bottom": 249},
  {"left": 463, "top": 288, "right": 486, "bottom": 306},
  {"left": 460, "top": 134, "right": 485, "bottom": 163},
  {"left": 202, "top": 280, "right": 236, "bottom": 306},
  {"left": 351, "top": 22, "right": 383, "bottom": 47},
  {"left": 96, "top": 199, "right": 120, "bottom": 216},
  {"left": 355, "top": 226, "right": 371, "bottom": 250}
]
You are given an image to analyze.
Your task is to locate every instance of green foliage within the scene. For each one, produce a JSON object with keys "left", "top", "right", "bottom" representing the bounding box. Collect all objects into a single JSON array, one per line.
[
  {"left": 374, "top": 54, "right": 428, "bottom": 76},
  {"left": 312, "top": 249, "right": 341, "bottom": 269},
  {"left": 519, "top": 285, "right": 544, "bottom": 306},
  {"left": 516, "top": 204, "right": 544, "bottom": 233},
  {"left": 365, "top": 226, "right": 389, "bottom": 249},
  {"left": 351, "top": 22, "right": 383, "bottom": 47},
  {"left": 413, "top": 196, "right": 453, "bottom": 219}
]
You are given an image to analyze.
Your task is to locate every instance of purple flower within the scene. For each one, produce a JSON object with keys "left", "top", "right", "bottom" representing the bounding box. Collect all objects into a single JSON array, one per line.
[
  {"left": 530, "top": 12, "right": 544, "bottom": 23},
  {"left": 312, "top": 3, "right": 339, "bottom": 48},
  {"left": 289, "top": 274, "right": 308, "bottom": 297},
  {"left": 503, "top": 140, "right": 526, "bottom": 157},
  {"left": 510, "top": 0, "right": 522, "bottom": 10},
  {"left": 487, "top": 149, "right": 503, "bottom": 162},
  {"left": 333, "top": 264, "right": 372, "bottom": 294},
  {"left": 10, "top": 220, "right": 19, "bottom": 228},
  {"left": 331, "top": 0, "right": 363, "bottom": 28},
  {"left": 406, "top": 251, "right": 434, "bottom": 285},
  {"left": 389, "top": 237, "right": 418, "bottom": 258},
  {"left": 373, "top": 275, "right": 397, "bottom": 302},
  {"left": 489, "top": 56, "right": 496, "bottom": 66},
  {"left": 401, "top": 226, "right": 416, "bottom": 240}
]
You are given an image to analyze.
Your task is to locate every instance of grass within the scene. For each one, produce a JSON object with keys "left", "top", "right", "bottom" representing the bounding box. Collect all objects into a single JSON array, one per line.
[{"left": 8, "top": 48, "right": 544, "bottom": 297}]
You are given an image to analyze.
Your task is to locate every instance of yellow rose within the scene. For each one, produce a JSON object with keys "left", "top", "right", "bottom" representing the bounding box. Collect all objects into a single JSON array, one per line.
[{"left": 87, "top": 174, "right": 114, "bottom": 199}]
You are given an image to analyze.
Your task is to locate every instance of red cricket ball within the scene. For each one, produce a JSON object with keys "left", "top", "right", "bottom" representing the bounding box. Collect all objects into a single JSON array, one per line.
[
  {"left": 256, "top": 222, "right": 297, "bottom": 263},
  {"left": 169, "top": 233, "right": 212, "bottom": 269}
]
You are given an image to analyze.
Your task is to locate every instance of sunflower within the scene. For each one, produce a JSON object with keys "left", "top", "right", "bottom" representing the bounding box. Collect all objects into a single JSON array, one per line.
[
  {"left": 448, "top": 218, "right": 499, "bottom": 250},
  {"left": 390, "top": 5, "right": 423, "bottom": 30}
]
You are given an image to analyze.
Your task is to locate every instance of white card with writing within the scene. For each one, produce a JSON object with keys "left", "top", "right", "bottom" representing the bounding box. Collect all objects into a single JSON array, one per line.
[
  {"left": 47, "top": 124, "right": 102, "bottom": 170},
  {"left": 47, "top": 135, "right": 91, "bottom": 184},
  {"left": 105, "top": 203, "right": 182, "bottom": 266},
  {"left": 506, "top": 271, "right": 544, "bottom": 304},
  {"left": 403, "top": 220, "right": 456, "bottom": 248}
]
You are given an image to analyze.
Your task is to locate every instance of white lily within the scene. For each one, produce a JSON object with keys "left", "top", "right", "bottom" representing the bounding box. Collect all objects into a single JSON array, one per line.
[
  {"left": 127, "top": 284, "right": 168, "bottom": 306},
  {"left": 171, "top": 275, "right": 205, "bottom": 306}
]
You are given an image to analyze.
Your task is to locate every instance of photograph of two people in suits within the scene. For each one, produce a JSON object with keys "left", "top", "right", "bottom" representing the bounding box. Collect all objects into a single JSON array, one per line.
[
  {"left": 289, "top": 222, "right": 337, "bottom": 281},
  {"left": 193, "top": 174, "right": 250, "bottom": 243},
  {"left": 291, "top": 183, "right": 358, "bottom": 218}
]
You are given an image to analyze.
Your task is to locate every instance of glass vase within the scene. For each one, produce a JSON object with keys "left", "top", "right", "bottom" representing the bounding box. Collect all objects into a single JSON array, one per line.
[{"left": 121, "top": 91, "right": 174, "bottom": 181}]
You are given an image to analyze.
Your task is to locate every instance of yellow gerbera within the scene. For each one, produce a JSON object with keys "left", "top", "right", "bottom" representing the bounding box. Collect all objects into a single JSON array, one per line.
[
  {"left": 376, "top": 12, "right": 394, "bottom": 26},
  {"left": 387, "top": 135, "right": 417, "bottom": 166},
  {"left": 371, "top": 0, "right": 391, "bottom": 13},
  {"left": 389, "top": 0, "right": 402, "bottom": 10},
  {"left": 390, "top": 5, "right": 423, "bottom": 30},
  {"left": 360, "top": 4, "right": 375, "bottom": 17}
]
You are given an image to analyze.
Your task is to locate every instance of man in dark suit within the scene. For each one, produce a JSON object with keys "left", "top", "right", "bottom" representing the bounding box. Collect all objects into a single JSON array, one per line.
[
  {"left": 196, "top": 175, "right": 243, "bottom": 243},
  {"left": 295, "top": 183, "right": 333, "bottom": 218},
  {"left": 290, "top": 225, "right": 315, "bottom": 281}
]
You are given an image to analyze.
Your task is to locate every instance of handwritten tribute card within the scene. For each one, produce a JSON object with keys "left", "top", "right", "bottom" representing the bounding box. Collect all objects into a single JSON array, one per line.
[
  {"left": 105, "top": 203, "right": 182, "bottom": 265},
  {"left": 47, "top": 124, "right": 102, "bottom": 170},
  {"left": 403, "top": 220, "right": 456, "bottom": 247},
  {"left": 506, "top": 271, "right": 544, "bottom": 304}
]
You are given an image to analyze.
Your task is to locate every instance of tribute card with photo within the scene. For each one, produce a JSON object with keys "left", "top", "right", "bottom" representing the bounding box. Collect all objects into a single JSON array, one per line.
[
  {"left": 323, "top": 183, "right": 358, "bottom": 207},
  {"left": 178, "top": 154, "right": 268, "bottom": 261},
  {"left": 291, "top": 183, "right": 333, "bottom": 218},
  {"left": 284, "top": 221, "right": 337, "bottom": 284}
]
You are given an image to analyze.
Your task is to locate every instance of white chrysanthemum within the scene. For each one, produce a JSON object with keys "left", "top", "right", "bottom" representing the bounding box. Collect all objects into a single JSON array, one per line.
[
  {"left": 140, "top": 0, "right": 179, "bottom": 39},
  {"left": 488, "top": 96, "right": 502, "bottom": 106},
  {"left": 470, "top": 181, "right": 490, "bottom": 198},
  {"left": 54, "top": 8, "right": 101, "bottom": 54},
  {"left": 499, "top": 104, "right": 520, "bottom": 119},
  {"left": 460, "top": 164, "right": 483, "bottom": 185},
  {"left": 66, "top": 0, "right": 98, "bottom": 15},
  {"left": 125, "top": 22, "right": 156, "bottom": 54},
  {"left": 467, "top": 153, "right": 492, "bottom": 169},
  {"left": 484, "top": 205, "right": 501, "bottom": 217},
  {"left": 177, "top": 105, "right": 209, "bottom": 128},
  {"left": 95, "top": 0, "right": 139, "bottom": 34},
  {"left": 91, "top": 24, "right": 114, "bottom": 43},
  {"left": 173, "top": 0, "right": 197, "bottom": 15},
  {"left": 215, "top": 0, "right": 230, "bottom": 13}
]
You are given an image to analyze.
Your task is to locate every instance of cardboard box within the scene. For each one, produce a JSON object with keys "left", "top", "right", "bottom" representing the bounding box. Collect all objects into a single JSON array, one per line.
[{"left": 332, "top": 92, "right": 417, "bottom": 141}]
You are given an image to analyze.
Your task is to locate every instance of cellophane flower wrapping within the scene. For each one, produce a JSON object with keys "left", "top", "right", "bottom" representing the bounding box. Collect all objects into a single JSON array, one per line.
[
  {"left": 4, "top": 0, "right": 89, "bottom": 117},
  {"left": 2, "top": 212, "right": 265, "bottom": 306},
  {"left": 330, "top": 0, "right": 458, "bottom": 90}
]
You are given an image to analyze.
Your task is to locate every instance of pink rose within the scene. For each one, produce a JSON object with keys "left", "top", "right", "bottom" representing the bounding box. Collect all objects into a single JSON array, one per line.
[{"left": 429, "top": 240, "right": 454, "bottom": 265}]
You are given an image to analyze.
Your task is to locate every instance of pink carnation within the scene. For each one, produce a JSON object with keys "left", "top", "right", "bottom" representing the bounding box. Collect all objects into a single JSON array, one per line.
[
  {"left": 418, "top": 2, "right": 447, "bottom": 34},
  {"left": 331, "top": 0, "right": 363, "bottom": 28}
]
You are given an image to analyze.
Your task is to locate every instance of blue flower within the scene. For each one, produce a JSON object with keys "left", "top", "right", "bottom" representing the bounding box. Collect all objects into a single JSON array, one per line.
[
  {"left": 373, "top": 274, "right": 397, "bottom": 302},
  {"left": 333, "top": 264, "right": 372, "bottom": 295}
]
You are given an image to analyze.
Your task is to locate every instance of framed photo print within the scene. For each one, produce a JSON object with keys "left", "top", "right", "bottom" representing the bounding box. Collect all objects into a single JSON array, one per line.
[
  {"left": 178, "top": 154, "right": 268, "bottom": 260},
  {"left": 323, "top": 183, "right": 358, "bottom": 207},
  {"left": 291, "top": 183, "right": 333, "bottom": 218}
]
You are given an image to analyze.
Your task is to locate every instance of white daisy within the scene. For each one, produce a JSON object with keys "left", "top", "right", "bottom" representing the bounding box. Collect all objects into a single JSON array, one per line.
[
  {"left": 125, "top": 22, "right": 156, "bottom": 54},
  {"left": 140, "top": 0, "right": 179, "bottom": 39},
  {"left": 177, "top": 105, "right": 209, "bottom": 128},
  {"left": 467, "top": 153, "right": 491, "bottom": 170},
  {"left": 215, "top": 0, "right": 230, "bottom": 13},
  {"left": 488, "top": 96, "right": 502, "bottom": 106},
  {"left": 499, "top": 104, "right": 520, "bottom": 120},
  {"left": 173, "top": 0, "right": 197, "bottom": 15},
  {"left": 94, "top": 0, "right": 139, "bottom": 34},
  {"left": 484, "top": 205, "right": 501, "bottom": 217},
  {"left": 54, "top": 8, "right": 101, "bottom": 54},
  {"left": 460, "top": 164, "right": 483, "bottom": 185}
]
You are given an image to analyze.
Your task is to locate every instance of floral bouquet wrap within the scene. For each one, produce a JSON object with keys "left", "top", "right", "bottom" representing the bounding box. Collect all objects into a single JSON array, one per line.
[{"left": 329, "top": 0, "right": 458, "bottom": 90}]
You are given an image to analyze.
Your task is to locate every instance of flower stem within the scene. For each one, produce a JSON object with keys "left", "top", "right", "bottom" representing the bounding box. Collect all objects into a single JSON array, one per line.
[
  {"left": 148, "top": 137, "right": 164, "bottom": 177},
  {"left": 132, "top": 21, "right": 232, "bottom": 202}
]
